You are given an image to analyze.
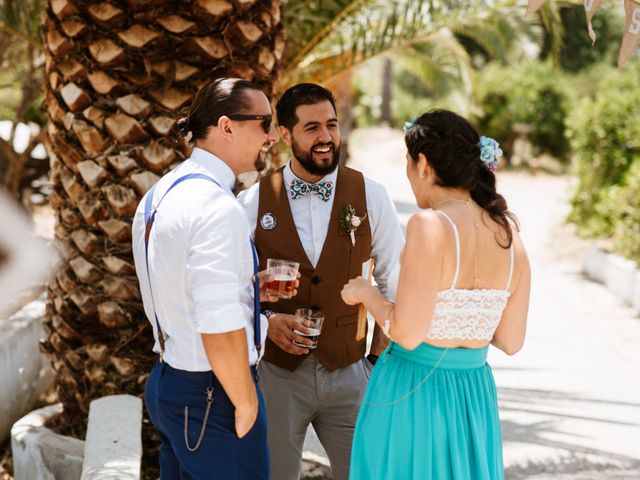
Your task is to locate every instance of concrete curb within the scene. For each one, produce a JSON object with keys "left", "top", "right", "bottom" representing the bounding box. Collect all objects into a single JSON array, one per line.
[
  {"left": 583, "top": 245, "right": 640, "bottom": 315},
  {"left": 11, "top": 403, "right": 83, "bottom": 480},
  {"left": 81, "top": 395, "right": 142, "bottom": 480},
  {"left": 301, "top": 451, "right": 332, "bottom": 479},
  {"left": 0, "top": 297, "right": 54, "bottom": 442}
]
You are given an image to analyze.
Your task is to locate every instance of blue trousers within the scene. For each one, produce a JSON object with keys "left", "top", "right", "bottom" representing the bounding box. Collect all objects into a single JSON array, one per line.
[{"left": 145, "top": 360, "right": 269, "bottom": 479}]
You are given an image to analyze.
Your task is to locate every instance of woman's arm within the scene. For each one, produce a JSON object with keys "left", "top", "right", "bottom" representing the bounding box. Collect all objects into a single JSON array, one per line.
[
  {"left": 343, "top": 212, "right": 443, "bottom": 350},
  {"left": 491, "top": 234, "right": 531, "bottom": 355}
]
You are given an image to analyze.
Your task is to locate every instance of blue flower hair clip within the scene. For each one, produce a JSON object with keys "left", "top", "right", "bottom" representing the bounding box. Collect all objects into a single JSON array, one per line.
[
  {"left": 403, "top": 117, "right": 418, "bottom": 134},
  {"left": 478, "top": 136, "right": 503, "bottom": 172}
]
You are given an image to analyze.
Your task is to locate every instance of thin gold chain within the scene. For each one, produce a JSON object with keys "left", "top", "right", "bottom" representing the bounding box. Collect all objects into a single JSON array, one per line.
[
  {"left": 432, "top": 197, "right": 472, "bottom": 209},
  {"left": 467, "top": 201, "right": 480, "bottom": 288},
  {"left": 433, "top": 198, "right": 481, "bottom": 287}
]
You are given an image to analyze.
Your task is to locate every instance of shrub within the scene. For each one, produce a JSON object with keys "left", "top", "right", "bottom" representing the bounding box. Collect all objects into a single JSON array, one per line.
[
  {"left": 566, "top": 63, "right": 640, "bottom": 239},
  {"left": 550, "top": 4, "right": 623, "bottom": 72},
  {"left": 608, "top": 160, "right": 640, "bottom": 264},
  {"left": 475, "top": 62, "right": 570, "bottom": 161}
]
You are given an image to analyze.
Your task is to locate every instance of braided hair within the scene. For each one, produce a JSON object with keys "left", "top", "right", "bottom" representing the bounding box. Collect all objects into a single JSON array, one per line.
[{"left": 405, "top": 109, "right": 518, "bottom": 248}]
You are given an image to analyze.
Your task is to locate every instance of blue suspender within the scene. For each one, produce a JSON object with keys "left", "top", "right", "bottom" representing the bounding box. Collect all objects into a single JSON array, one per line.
[
  {"left": 143, "top": 173, "right": 261, "bottom": 361},
  {"left": 250, "top": 237, "right": 261, "bottom": 357}
]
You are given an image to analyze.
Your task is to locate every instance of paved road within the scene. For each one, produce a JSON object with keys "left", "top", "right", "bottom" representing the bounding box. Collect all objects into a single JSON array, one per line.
[{"left": 302, "top": 128, "right": 640, "bottom": 479}]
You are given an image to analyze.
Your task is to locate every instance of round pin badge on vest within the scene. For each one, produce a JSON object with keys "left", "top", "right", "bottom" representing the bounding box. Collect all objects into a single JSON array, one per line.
[{"left": 260, "top": 212, "right": 277, "bottom": 231}]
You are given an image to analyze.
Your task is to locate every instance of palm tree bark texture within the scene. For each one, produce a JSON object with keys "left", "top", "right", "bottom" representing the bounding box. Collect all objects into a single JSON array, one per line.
[{"left": 40, "top": 0, "right": 284, "bottom": 437}]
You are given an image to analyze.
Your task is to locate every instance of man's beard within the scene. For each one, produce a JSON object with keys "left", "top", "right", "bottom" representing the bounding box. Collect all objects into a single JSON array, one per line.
[
  {"left": 253, "top": 144, "right": 270, "bottom": 172},
  {"left": 291, "top": 137, "right": 340, "bottom": 176},
  {"left": 254, "top": 152, "right": 267, "bottom": 172}
]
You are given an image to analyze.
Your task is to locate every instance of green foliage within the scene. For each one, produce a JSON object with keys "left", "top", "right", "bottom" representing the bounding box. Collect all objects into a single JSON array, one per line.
[
  {"left": 281, "top": 0, "right": 548, "bottom": 86},
  {"left": 566, "top": 62, "right": 640, "bottom": 241},
  {"left": 0, "top": 69, "right": 21, "bottom": 118},
  {"left": 341, "top": 1, "right": 550, "bottom": 131},
  {"left": 540, "top": 4, "right": 624, "bottom": 72},
  {"left": 0, "top": 0, "right": 45, "bottom": 123},
  {"left": 23, "top": 93, "right": 45, "bottom": 124},
  {"left": 352, "top": 54, "right": 472, "bottom": 129},
  {"left": 609, "top": 161, "right": 640, "bottom": 264},
  {"left": 281, "top": 0, "right": 354, "bottom": 68},
  {"left": 392, "top": 62, "right": 453, "bottom": 122},
  {"left": 0, "top": 0, "right": 43, "bottom": 44},
  {"left": 475, "top": 61, "right": 570, "bottom": 160}
]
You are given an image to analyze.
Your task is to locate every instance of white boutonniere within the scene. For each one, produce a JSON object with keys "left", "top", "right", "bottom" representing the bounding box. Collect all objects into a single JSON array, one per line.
[{"left": 339, "top": 205, "right": 367, "bottom": 247}]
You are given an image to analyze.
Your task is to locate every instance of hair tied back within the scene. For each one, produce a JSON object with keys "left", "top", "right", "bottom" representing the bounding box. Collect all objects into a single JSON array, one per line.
[{"left": 176, "top": 117, "right": 191, "bottom": 135}]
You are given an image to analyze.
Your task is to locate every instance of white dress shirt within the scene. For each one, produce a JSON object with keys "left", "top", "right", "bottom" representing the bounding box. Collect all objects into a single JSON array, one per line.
[
  {"left": 132, "top": 148, "right": 266, "bottom": 371},
  {"left": 238, "top": 161, "right": 404, "bottom": 301}
]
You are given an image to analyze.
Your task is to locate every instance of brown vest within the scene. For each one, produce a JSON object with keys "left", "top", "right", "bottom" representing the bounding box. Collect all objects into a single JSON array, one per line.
[{"left": 255, "top": 166, "right": 372, "bottom": 371}]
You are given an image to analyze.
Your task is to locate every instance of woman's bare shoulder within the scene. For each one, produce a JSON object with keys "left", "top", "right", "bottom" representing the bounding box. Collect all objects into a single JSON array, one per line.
[
  {"left": 515, "top": 226, "right": 530, "bottom": 252},
  {"left": 406, "top": 210, "right": 448, "bottom": 240}
]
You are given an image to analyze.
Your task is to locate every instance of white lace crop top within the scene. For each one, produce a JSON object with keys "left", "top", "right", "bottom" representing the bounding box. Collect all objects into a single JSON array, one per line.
[{"left": 426, "top": 211, "right": 513, "bottom": 341}]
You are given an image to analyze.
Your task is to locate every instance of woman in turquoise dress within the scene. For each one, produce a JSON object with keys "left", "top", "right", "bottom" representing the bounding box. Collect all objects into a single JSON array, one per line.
[{"left": 342, "top": 110, "right": 531, "bottom": 479}]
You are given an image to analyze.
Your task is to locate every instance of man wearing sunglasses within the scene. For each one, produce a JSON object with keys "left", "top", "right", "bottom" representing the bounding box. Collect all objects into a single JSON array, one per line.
[
  {"left": 239, "top": 83, "right": 404, "bottom": 480},
  {"left": 228, "top": 113, "right": 273, "bottom": 134},
  {"left": 132, "top": 78, "right": 279, "bottom": 479}
]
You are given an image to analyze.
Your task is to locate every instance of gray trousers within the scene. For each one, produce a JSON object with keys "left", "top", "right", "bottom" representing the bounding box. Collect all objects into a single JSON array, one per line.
[{"left": 258, "top": 355, "right": 373, "bottom": 480}]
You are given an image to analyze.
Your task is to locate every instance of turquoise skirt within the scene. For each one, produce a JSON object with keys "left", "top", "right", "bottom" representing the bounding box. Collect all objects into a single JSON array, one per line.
[{"left": 350, "top": 342, "right": 504, "bottom": 479}]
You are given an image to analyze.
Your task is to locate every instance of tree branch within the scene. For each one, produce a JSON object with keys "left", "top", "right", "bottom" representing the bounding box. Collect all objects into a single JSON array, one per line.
[{"left": 10, "top": 43, "right": 40, "bottom": 145}]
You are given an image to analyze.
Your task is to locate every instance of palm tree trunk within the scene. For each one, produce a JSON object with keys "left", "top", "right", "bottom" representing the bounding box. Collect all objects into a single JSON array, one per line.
[
  {"left": 40, "top": 0, "right": 284, "bottom": 437},
  {"left": 379, "top": 57, "right": 393, "bottom": 125}
]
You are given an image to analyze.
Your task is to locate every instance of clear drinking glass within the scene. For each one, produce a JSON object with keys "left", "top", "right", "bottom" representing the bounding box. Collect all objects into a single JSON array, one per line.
[
  {"left": 265, "top": 258, "right": 300, "bottom": 299},
  {"left": 292, "top": 308, "right": 325, "bottom": 349}
]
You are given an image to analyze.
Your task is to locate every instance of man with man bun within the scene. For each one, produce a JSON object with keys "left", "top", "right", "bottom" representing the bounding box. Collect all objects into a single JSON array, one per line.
[{"left": 133, "top": 78, "right": 278, "bottom": 479}]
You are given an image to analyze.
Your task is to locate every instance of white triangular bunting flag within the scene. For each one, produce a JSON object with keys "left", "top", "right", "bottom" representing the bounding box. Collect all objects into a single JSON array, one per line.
[
  {"left": 584, "top": 0, "right": 602, "bottom": 44},
  {"left": 618, "top": 0, "right": 640, "bottom": 67},
  {"left": 526, "top": 0, "right": 548, "bottom": 17}
]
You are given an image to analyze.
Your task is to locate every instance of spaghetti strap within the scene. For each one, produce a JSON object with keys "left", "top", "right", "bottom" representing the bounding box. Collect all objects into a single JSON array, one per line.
[
  {"left": 505, "top": 244, "right": 515, "bottom": 291},
  {"left": 437, "top": 210, "right": 460, "bottom": 289}
]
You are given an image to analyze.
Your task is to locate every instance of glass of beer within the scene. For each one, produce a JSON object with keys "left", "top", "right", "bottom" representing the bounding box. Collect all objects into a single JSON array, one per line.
[
  {"left": 292, "top": 309, "right": 324, "bottom": 349},
  {"left": 265, "top": 258, "right": 300, "bottom": 299}
]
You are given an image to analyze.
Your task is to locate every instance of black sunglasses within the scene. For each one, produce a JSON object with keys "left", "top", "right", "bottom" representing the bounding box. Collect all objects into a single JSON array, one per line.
[{"left": 228, "top": 114, "right": 272, "bottom": 134}]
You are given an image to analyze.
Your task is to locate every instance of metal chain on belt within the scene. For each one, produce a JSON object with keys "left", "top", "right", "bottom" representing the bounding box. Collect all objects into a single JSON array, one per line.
[{"left": 184, "top": 386, "right": 214, "bottom": 452}]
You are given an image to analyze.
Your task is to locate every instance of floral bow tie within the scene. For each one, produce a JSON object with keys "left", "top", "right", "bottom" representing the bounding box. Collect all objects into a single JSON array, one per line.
[{"left": 289, "top": 178, "right": 333, "bottom": 202}]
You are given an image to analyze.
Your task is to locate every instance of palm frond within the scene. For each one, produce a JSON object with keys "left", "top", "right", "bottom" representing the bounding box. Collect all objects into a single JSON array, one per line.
[
  {"left": 538, "top": 0, "right": 564, "bottom": 62},
  {"left": 282, "top": 0, "right": 369, "bottom": 67},
  {"left": 450, "top": 5, "right": 545, "bottom": 63},
  {"left": 397, "top": 30, "right": 475, "bottom": 100},
  {"left": 283, "top": 0, "right": 549, "bottom": 86}
]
